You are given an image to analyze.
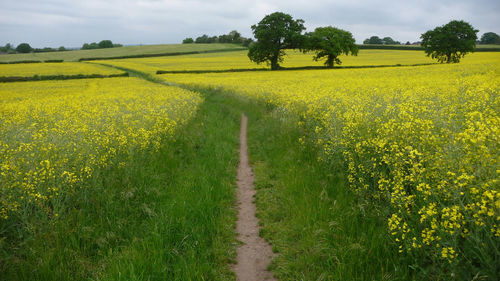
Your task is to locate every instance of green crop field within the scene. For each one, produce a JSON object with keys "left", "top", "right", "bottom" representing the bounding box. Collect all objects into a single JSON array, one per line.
[
  {"left": 0, "top": 43, "right": 246, "bottom": 63},
  {"left": 1, "top": 45, "right": 498, "bottom": 281}
]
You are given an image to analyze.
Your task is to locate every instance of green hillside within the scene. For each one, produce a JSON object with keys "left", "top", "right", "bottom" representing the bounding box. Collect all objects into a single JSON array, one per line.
[{"left": 0, "top": 44, "right": 246, "bottom": 62}]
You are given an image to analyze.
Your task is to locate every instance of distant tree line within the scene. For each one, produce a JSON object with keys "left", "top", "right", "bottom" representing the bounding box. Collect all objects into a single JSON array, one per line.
[
  {"left": 0, "top": 43, "right": 68, "bottom": 54},
  {"left": 363, "top": 36, "right": 401, "bottom": 45},
  {"left": 81, "top": 40, "right": 123, "bottom": 50},
  {"left": 0, "top": 40, "right": 124, "bottom": 54},
  {"left": 362, "top": 32, "right": 500, "bottom": 46},
  {"left": 182, "top": 30, "right": 254, "bottom": 47}
]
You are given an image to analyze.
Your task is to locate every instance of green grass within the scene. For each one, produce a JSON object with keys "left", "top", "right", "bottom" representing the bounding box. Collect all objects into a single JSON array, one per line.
[
  {"left": 476, "top": 44, "right": 500, "bottom": 49},
  {"left": 0, "top": 44, "right": 245, "bottom": 62}
]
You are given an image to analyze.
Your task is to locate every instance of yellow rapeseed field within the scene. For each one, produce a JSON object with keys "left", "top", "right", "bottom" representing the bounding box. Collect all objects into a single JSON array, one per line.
[
  {"left": 0, "top": 77, "right": 202, "bottom": 219},
  {"left": 159, "top": 52, "right": 500, "bottom": 268},
  {"left": 0, "top": 62, "right": 125, "bottom": 77},
  {"left": 94, "top": 49, "right": 436, "bottom": 74}
]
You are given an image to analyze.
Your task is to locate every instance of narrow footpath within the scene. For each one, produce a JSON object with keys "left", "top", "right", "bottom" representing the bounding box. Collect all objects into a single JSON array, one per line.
[{"left": 233, "top": 114, "right": 276, "bottom": 281}]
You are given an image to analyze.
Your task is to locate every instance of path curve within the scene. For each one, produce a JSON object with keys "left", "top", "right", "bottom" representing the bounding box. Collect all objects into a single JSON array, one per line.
[{"left": 233, "top": 114, "right": 276, "bottom": 281}]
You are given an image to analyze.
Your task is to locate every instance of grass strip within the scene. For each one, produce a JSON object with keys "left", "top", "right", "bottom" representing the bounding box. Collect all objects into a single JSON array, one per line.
[
  {"left": 0, "top": 73, "right": 128, "bottom": 83},
  {"left": 0, "top": 60, "right": 42, "bottom": 64}
]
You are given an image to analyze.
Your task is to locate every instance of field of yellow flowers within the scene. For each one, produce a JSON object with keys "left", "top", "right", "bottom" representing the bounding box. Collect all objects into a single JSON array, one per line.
[
  {"left": 0, "top": 62, "right": 125, "bottom": 78},
  {"left": 0, "top": 77, "right": 202, "bottom": 220},
  {"left": 93, "top": 49, "right": 435, "bottom": 74},
  {"left": 158, "top": 52, "right": 500, "bottom": 276}
]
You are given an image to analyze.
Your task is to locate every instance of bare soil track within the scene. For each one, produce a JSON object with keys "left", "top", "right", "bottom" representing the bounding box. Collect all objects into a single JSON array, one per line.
[{"left": 233, "top": 114, "right": 276, "bottom": 281}]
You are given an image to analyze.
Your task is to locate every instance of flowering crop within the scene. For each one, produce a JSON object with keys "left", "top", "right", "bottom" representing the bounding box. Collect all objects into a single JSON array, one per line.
[
  {"left": 159, "top": 52, "right": 500, "bottom": 276},
  {"left": 0, "top": 77, "right": 202, "bottom": 219},
  {"left": 94, "top": 49, "right": 435, "bottom": 74},
  {"left": 0, "top": 62, "right": 125, "bottom": 77}
]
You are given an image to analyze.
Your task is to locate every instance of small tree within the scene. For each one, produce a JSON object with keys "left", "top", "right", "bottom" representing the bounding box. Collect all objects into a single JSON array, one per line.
[
  {"left": 304, "top": 26, "right": 358, "bottom": 68},
  {"left": 480, "top": 32, "right": 500, "bottom": 44},
  {"left": 195, "top": 34, "right": 209, "bottom": 43},
  {"left": 421, "top": 20, "right": 478, "bottom": 63},
  {"left": 228, "top": 30, "right": 241, "bottom": 42},
  {"left": 382, "top": 37, "right": 400, "bottom": 45},
  {"left": 98, "top": 40, "right": 114, "bottom": 48},
  {"left": 182, "top": 38, "right": 194, "bottom": 44},
  {"left": 363, "top": 36, "right": 383, "bottom": 44},
  {"left": 16, "top": 43, "right": 32, "bottom": 53},
  {"left": 248, "top": 12, "right": 305, "bottom": 70},
  {"left": 242, "top": 38, "right": 254, "bottom": 47}
]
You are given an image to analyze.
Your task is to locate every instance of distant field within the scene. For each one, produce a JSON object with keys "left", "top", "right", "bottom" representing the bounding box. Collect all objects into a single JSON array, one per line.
[
  {"left": 0, "top": 62, "right": 125, "bottom": 78},
  {"left": 476, "top": 44, "right": 500, "bottom": 49},
  {"left": 94, "top": 49, "right": 437, "bottom": 74},
  {"left": 0, "top": 43, "right": 246, "bottom": 62}
]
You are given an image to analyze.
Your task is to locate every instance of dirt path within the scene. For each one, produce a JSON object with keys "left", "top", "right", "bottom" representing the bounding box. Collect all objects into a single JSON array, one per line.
[{"left": 233, "top": 114, "right": 276, "bottom": 281}]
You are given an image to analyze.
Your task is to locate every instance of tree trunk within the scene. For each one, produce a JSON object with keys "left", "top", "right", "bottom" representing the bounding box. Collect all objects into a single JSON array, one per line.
[
  {"left": 270, "top": 54, "right": 279, "bottom": 70},
  {"left": 326, "top": 55, "right": 334, "bottom": 68}
]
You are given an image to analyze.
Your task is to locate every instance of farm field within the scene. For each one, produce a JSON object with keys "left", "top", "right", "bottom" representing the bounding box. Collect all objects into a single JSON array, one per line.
[
  {"left": 0, "top": 62, "right": 126, "bottom": 79},
  {"left": 0, "top": 77, "right": 202, "bottom": 220},
  {"left": 94, "top": 49, "right": 437, "bottom": 74},
  {"left": 0, "top": 47, "right": 499, "bottom": 280},
  {"left": 0, "top": 43, "right": 245, "bottom": 62}
]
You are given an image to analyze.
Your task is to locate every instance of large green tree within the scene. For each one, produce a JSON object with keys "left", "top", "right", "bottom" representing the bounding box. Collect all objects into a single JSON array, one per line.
[
  {"left": 421, "top": 20, "right": 478, "bottom": 63},
  {"left": 304, "top": 26, "right": 358, "bottom": 67},
  {"left": 248, "top": 12, "right": 305, "bottom": 70},
  {"left": 480, "top": 32, "right": 500, "bottom": 44}
]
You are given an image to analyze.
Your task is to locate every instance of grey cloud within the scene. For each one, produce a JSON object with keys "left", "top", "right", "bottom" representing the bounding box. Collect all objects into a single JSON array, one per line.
[{"left": 0, "top": 0, "right": 498, "bottom": 47}]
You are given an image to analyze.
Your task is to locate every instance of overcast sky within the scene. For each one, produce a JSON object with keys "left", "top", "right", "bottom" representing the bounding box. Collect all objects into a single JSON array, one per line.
[{"left": 1, "top": 0, "right": 499, "bottom": 48}]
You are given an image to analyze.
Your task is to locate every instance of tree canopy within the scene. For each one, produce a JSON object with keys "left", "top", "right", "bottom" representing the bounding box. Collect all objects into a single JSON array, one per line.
[
  {"left": 248, "top": 12, "right": 305, "bottom": 70},
  {"left": 480, "top": 32, "right": 500, "bottom": 44},
  {"left": 382, "top": 37, "right": 400, "bottom": 45},
  {"left": 98, "top": 40, "right": 114, "bottom": 48},
  {"left": 187, "top": 31, "right": 253, "bottom": 46},
  {"left": 363, "top": 36, "right": 400, "bottom": 45},
  {"left": 16, "top": 43, "right": 32, "bottom": 53},
  {"left": 363, "top": 36, "right": 383, "bottom": 44},
  {"left": 304, "top": 26, "right": 358, "bottom": 67},
  {"left": 421, "top": 20, "right": 478, "bottom": 63},
  {"left": 81, "top": 40, "right": 119, "bottom": 50}
]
